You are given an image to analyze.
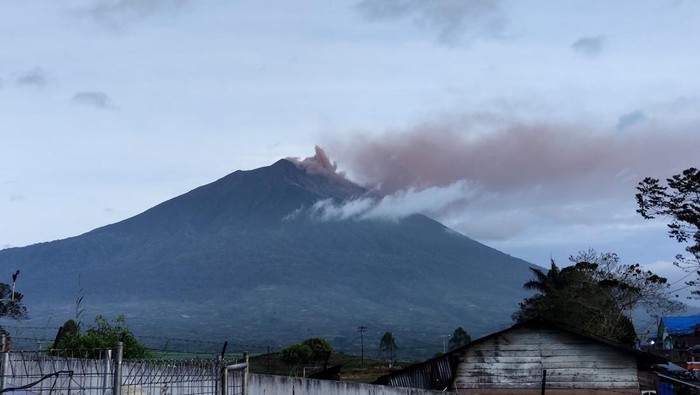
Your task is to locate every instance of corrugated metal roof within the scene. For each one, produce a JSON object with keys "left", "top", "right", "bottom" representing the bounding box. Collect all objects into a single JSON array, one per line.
[{"left": 661, "top": 314, "right": 700, "bottom": 336}]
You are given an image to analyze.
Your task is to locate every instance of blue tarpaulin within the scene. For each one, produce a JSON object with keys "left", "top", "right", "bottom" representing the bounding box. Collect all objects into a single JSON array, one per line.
[{"left": 661, "top": 314, "right": 700, "bottom": 336}]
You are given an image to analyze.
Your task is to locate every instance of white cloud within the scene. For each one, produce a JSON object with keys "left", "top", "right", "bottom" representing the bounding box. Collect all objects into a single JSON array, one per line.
[{"left": 309, "top": 180, "right": 478, "bottom": 221}]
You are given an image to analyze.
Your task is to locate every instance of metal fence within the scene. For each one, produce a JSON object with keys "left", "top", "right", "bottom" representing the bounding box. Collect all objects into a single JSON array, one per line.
[
  {"left": 0, "top": 343, "right": 247, "bottom": 395},
  {"left": 225, "top": 362, "right": 247, "bottom": 395}
]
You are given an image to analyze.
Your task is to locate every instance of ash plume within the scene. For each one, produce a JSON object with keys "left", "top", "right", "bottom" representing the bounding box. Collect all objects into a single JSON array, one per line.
[
  {"left": 316, "top": 115, "right": 700, "bottom": 241},
  {"left": 326, "top": 118, "right": 698, "bottom": 198},
  {"left": 287, "top": 146, "right": 343, "bottom": 178}
]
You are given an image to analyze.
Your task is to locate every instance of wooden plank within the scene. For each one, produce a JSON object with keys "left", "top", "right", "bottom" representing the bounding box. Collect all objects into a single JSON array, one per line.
[
  {"left": 457, "top": 381, "right": 638, "bottom": 389},
  {"left": 460, "top": 366, "right": 637, "bottom": 376},
  {"left": 462, "top": 350, "right": 630, "bottom": 359},
  {"left": 456, "top": 370, "right": 637, "bottom": 380},
  {"left": 461, "top": 355, "right": 633, "bottom": 364}
]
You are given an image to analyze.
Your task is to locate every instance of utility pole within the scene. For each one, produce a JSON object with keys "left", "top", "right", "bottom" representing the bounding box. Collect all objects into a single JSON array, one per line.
[{"left": 357, "top": 326, "right": 367, "bottom": 367}]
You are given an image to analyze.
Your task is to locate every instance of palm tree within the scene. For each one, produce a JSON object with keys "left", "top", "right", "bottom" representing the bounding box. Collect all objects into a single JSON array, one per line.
[
  {"left": 523, "top": 259, "right": 565, "bottom": 295},
  {"left": 378, "top": 332, "right": 397, "bottom": 367}
]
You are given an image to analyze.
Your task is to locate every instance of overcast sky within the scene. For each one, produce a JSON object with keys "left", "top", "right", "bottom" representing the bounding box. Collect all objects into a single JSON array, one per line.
[{"left": 1, "top": 0, "right": 699, "bottom": 293}]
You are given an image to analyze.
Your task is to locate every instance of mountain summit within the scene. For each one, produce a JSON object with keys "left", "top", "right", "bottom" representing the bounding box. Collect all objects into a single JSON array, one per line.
[{"left": 0, "top": 150, "right": 534, "bottom": 352}]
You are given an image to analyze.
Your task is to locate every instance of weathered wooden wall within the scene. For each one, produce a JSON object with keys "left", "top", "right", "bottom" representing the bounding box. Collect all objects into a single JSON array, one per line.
[{"left": 452, "top": 327, "right": 639, "bottom": 394}]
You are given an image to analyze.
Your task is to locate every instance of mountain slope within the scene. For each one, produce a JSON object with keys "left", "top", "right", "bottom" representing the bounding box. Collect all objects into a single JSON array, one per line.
[{"left": 0, "top": 157, "right": 535, "bottom": 352}]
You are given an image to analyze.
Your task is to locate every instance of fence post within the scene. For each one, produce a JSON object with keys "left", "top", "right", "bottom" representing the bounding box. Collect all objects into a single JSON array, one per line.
[
  {"left": 0, "top": 334, "right": 6, "bottom": 392},
  {"left": 103, "top": 348, "right": 112, "bottom": 395},
  {"left": 219, "top": 355, "right": 227, "bottom": 395},
  {"left": 113, "top": 342, "right": 123, "bottom": 395},
  {"left": 242, "top": 352, "right": 249, "bottom": 395}
]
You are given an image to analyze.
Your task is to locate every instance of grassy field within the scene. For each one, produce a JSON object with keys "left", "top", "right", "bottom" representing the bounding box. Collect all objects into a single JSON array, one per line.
[{"left": 247, "top": 351, "right": 417, "bottom": 383}]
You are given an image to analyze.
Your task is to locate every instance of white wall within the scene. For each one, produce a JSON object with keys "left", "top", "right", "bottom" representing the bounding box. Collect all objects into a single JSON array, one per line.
[{"left": 248, "top": 373, "right": 457, "bottom": 395}]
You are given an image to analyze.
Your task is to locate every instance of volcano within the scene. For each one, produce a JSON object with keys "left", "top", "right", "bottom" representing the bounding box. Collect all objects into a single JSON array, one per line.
[{"left": 0, "top": 150, "right": 535, "bottom": 354}]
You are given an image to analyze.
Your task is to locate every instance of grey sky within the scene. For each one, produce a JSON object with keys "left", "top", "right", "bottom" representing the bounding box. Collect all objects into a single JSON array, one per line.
[
  {"left": 72, "top": 91, "right": 115, "bottom": 109},
  {"left": 1, "top": 0, "right": 699, "bottom": 289},
  {"left": 571, "top": 36, "right": 606, "bottom": 57},
  {"left": 356, "top": 0, "right": 506, "bottom": 45}
]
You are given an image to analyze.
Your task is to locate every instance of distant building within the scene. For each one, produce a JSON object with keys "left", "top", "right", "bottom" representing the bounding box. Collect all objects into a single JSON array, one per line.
[
  {"left": 657, "top": 314, "right": 700, "bottom": 372},
  {"left": 658, "top": 314, "right": 700, "bottom": 350}
]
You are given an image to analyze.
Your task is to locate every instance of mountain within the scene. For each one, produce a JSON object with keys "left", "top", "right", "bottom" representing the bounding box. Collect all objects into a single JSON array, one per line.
[{"left": 0, "top": 155, "right": 535, "bottom": 354}]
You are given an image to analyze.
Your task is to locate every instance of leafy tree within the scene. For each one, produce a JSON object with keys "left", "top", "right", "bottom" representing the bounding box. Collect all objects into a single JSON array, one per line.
[
  {"left": 378, "top": 332, "right": 397, "bottom": 366},
  {"left": 637, "top": 168, "right": 700, "bottom": 294},
  {"left": 279, "top": 343, "right": 313, "bottom": 367},
  {"left": 301, "top": 337, "right": 333, "bottom": 366},
  {"left": 513, "top": 250, "right": 681, "bottom": 346},
  {"left": 54, "top": 315, "right": 149, "bottom": 359},
  {"left": 0, "top": 280, "right": 28, "bottom": 337},
  {"left": 448, "top": 327, "right": 471, "bottom": 350}
]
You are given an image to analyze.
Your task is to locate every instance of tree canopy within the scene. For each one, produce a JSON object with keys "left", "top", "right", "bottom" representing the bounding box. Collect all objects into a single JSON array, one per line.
[
  {"left": 279, "top": 343, "right": 313, "bottom": 367},
  {"left": 448, "top": 327, "right": 471, "bottom": 351},
  {"left": 302, "top": 337, "right": 333, "bottom": 365},
  {"left": 637, "top": 167, "right": 700, "bottom": 294},
  {"left": 279, "top": 337, "right": 333, "bottom": 368},
  {"left": 53, "top": 315, "right": 149, "bottom": 359},
  {"left": 513, "top": 250, "right": 681, "bottom": 346},
  {"left": 0, "top": 280, "right": 28, "bottom": 337}
]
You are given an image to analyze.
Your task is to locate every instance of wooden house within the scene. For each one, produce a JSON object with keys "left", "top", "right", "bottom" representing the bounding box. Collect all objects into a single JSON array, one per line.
[{"left": 376, "top": 319, "right": 667, "bottom": 394}]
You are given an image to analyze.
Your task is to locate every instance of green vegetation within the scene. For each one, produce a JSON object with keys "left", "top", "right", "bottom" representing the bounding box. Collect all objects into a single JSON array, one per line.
[
  {"left": 53, "top": 315, "right": 149, "bottom": 358},
  {"left": 0, "top": 269, "right": 27, "bottom": 339},
  {"left": 448, "top": 327, "right": 471, "bottom": 351},
  {"left": 513, "top": 250, "right": 681, "bottom": 346},
  {"left": 279, "top": 337, "right": 334, "bottom": 369},
  {"left": 279, "top": 343, "right": 311, "bottom": 367},
  {"left": 637, "top": 167, "right": 700, "bottom": 294},
  {"left": 0, "top": 281, "right": 27, "bottom": 336},
  {"left": 302, "top": 337, "right": 333, "bottom": 365}
]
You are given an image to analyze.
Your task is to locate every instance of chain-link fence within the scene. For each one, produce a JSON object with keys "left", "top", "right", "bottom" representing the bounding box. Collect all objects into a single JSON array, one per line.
[{"left": 0, "top": 343, "right": 247, "bottom": 395}]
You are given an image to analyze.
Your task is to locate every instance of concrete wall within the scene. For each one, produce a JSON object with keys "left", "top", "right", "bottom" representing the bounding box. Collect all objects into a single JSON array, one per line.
[{"left": 248, "top": 373, "right": 457, "bottom": 395}]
